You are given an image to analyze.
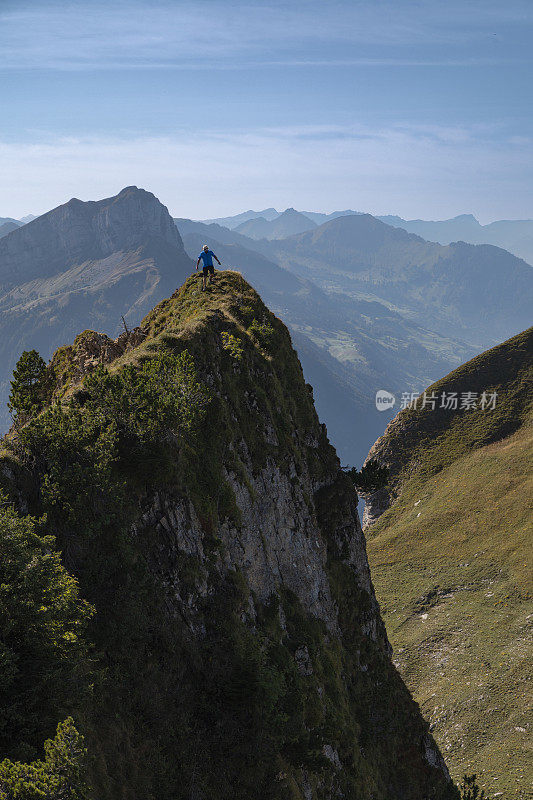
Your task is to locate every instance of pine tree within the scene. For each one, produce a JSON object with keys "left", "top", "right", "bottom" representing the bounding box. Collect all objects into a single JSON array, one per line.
[
  {"left": 460, "top": 775, "right": 489, "bottom": 800},
  {"left": 0, "top": 717, "right": 90, "bottom": 800},
  {"left": 345, "top": 458, "right": 390, "bottom": 492},
  {"left": 8, "top": 350, "right": 47, "bottom": 424}
]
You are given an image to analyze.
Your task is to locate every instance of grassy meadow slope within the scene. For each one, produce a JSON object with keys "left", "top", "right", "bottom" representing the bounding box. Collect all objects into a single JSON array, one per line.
[{"left": 364, "top": 328, "right": 533, "bottom": 798}]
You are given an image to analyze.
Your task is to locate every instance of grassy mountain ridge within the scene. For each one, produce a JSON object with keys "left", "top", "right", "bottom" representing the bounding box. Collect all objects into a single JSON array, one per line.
[
  {"left": 0, "top": 272, "right": 457, "bottom": 799},
  {"left": 364, "top": 326, "right": 533, "bottom": 491},
  {"left": 363, "top": 327, "right": 533, "bottom": 797}
]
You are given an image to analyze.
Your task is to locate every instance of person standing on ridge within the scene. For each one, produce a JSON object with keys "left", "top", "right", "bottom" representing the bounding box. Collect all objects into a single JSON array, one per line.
[{"left": 196, "top": 244, "right": 221, "bottom": 291}]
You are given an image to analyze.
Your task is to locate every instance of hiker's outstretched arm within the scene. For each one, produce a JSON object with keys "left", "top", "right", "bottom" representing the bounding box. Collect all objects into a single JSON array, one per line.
[
  {"left": 195, "top": 258, "right": 200, "bottom": 270},
  {"left": 214, "top": 255, "right": 221, "bottom": 264}
]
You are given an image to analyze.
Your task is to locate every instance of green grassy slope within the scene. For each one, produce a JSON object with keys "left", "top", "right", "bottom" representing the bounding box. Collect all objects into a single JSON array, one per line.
[{"left": 365, "top": 328, "right": 533, "bottom": 798}]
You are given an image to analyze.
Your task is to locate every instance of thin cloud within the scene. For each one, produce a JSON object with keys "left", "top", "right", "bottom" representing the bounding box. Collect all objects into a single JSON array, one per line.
[
  {"left": 1, "top": 0, "right": 531, "bottom": 70},
  {"left": 0, "top": 124, "right": 531, "bottom": 222}
]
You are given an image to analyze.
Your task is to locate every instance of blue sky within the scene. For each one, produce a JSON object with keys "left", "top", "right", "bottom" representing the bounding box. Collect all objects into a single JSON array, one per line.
[{"left": 1, "top": 0, "right": 532, "bottom": 221}]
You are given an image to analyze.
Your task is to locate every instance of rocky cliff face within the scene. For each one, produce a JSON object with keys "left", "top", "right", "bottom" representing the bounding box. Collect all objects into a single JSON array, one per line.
[
  {"left": 0, "top": 273, "right": 456, "bottom": 799},
  {"left": 0, "top": 186, "right": 184, "bottom": 287}
]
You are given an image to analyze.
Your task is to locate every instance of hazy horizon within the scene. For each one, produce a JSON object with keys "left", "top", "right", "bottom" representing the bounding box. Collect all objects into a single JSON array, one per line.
[{"left": 5, "top": 188, "right": 533, "bottom": 228}]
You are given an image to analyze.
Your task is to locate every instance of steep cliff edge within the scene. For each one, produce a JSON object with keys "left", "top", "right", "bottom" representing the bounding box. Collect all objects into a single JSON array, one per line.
[
  {"left": 0, "top": 272, "right": 455, "bottom": 799},
  {"left": 362, "top": 327, "right": 533, "bottom": 796}
]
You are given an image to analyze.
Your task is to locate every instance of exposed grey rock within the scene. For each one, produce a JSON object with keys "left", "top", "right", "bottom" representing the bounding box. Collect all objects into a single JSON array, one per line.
[
  {"left": 295, "top": 644, "right": 313, "bottom": 676},
  {"left": 322, "top": 744, "right": 342, "bottom": 770},
  {"left": 361, "top": 486, "right": 393, "bottom": 529},
  {"left": 0, "top": 186, "right": 183, "bottom": 288}
]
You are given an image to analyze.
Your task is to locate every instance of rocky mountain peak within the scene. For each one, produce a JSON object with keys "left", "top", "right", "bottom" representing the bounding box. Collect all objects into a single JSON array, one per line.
[{"left": 0, "top": 186, "right": 184, "bottom": 288}]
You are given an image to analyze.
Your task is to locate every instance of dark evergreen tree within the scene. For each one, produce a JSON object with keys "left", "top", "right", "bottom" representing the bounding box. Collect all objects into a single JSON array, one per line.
[
  {"left": 460, "top": 775, "right": 489, "bottom": 800},
  {"left": 8, "top": 350, "right": 48, "bottom": 424},
  {"left": 0, "top": 500, "right": 93, "bottom": 759},
  {"left": 345, "top": 458, "right": 390, "bottom": 492},
  {"left": 0, "top": 717, "right": 90, "bottom": 800}
]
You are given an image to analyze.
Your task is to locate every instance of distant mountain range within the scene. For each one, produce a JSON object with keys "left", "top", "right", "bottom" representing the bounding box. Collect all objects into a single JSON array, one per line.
[
  {"left": 0, "top": 215, "right": 37, "bottom": 239},
  {"left": 0, "top": 220, "right": 22, "bottom": 238},
  {"left": 380, "top": 213, "right": 533, "bottom": 266},
  {"left": 202, "top": 208, "right": 363, "bottom": 230},
  {"left": 200, "top": 208, "right": 533, "bottom": 265},
  {"left": 1, "top": 188, "right": 531, "bottom": 468},
  {"left": 201, "top": 207, "right": 280, "bottom": 228},
  {"left": 5, "top": 206, "right": 533, "bottom": 262},
  {"left": 234, "top": 208, "right": 318, "bottom": 240},
  {"left": 265, "top": 214, "right": 533, "bottom": 347}
]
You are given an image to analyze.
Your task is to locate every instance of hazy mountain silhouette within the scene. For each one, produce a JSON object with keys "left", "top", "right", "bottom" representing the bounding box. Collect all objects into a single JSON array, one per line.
[
  {"left": 235, "top": 208, "right": 317, "bottom": 240},
  {"left": 174, "top": 217, "right": 271, "bottom": 250},
  {"left": 201, "top": 207, "right": 279, "bottom": 229},
  {"left": 201, "top": 208, "right": 362, "bottom": 229},
  {"left": 378, "top": 213, "right": 533, "bottom": 266},
  {"left": 200, "top": 207, "right": 533, "bottom": 265},
  {"left": 0, "top": 220, "right": 22, "bottom": 238},
  {"left": 268, "top": 213, "right": 533, "bottom": 347},
  {"left": 301, "top": 209, "right": 361, "bottom": 224}
]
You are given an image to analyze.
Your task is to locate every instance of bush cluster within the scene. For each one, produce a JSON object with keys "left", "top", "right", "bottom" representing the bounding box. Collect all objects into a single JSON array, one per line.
[
  {"left": 2, "top": 349, "right": 210, "bottom": 795},
  {"left": 345, "top": 459, "right": 390, "bottom": 492},
  {"left": 0, "top": 718, "right": 89, "bottom": 800},
  {"left": 0, "top": 500, "right": 92, "bottom": 760}
]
